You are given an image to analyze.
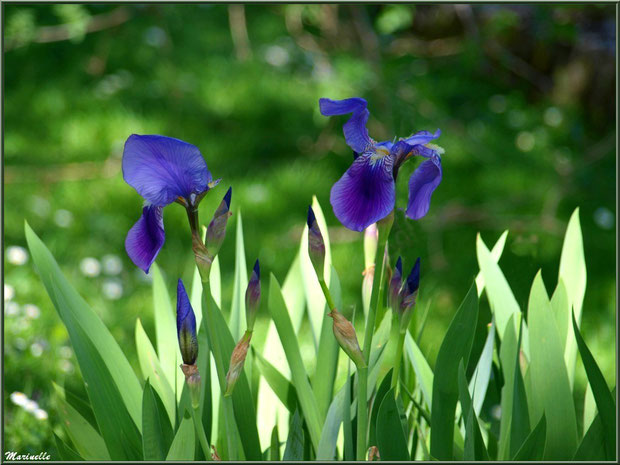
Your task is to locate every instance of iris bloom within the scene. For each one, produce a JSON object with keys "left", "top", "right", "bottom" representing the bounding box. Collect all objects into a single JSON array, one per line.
[
  {"left": 123, "top": 134, "right": 219, "bottom": 273},
  {"left": 319, "top": 97, "right": 443, "bottom": 232}
]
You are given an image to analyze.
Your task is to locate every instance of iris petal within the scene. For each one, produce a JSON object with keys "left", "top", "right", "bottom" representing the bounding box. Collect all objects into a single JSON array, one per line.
[
  {"left": 403, "top": 129, "right": 441, "bottom": 147},
  {"left": 319, "top": 98, "right": 371, "bottom": 153},
  {"left": 406, "top": 155, "right": 442, "bottom": 220},
  {"left": 125, "top": 205, "right": 165, "bottom": 273},
  {"left": 123, "top": 134, "right": 212, "bottom": 206},
  {"left": 330, "top": 153, "right": 395, "bottom": 232}
]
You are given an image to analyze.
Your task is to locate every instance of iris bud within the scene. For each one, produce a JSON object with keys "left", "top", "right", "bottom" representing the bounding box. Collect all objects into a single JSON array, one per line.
[
  {"left": 307, "top": 206, "right": 325, "bottom": 279},
  {"left": 399, "top": 257, "right": 420, "bottom": 331},
  {"left": 224, "top": 330, "right": 252, "bottom": 397},
  {"left": 176, "top": 279, "right": 198, "bottom": 365},
  {"left": 328, "top": 308, "right": 366, "bottom": 368},
  {"left": 389, "top": 256, "right": 403, "bottom": 312},
  {"left": 180, "top": 364, "right": 202, "bottom": 409},
  {"left": 245, "top": 259, "right": 261, "bottom": 332},
  {"left": 206, "top": 187, "right": 232, "bottom": 258}
]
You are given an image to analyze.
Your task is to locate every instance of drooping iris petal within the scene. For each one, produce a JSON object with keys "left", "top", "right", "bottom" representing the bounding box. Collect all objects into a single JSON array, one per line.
[
  {"left": 125, "top": 205, "right": 165, "bottom": 273},
  {"left": 123, "top": 134, "right": 212, "bottom": 206},
  {"left": 406, "top": 155, "right": 442, "bottom": 220},
  {"left": 177, "top": 278, "right": 198, "bottom": 365},
  {"left": 330, "top": 153, "right": 395, "bottom": 232},
  {"left": 319, "top": 97, "right": 371, "bottom": 154},
  {"left": 403, "top": 129, "right": 441, "bottom": 147}
]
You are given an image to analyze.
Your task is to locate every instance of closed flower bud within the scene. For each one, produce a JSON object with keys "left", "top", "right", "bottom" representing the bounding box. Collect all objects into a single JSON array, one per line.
[
  {"left": 328, "top": 308, "right": 366, "bottom": 368},
  {"left": 225, "top": 330, "right": 252, "bottom": 397},
  {"left": 245, "top": 259, "right": 261, "bottom": 332},
  {"left": 176, "top": 279, "right": 198, "bottom": 365},
  {"left": 399, "top": 257, "right": 420, "bottom": 331},
  {"left": 307, "top": 206, "right": 325, "bottom": 279},
  {"left": 206, "top": 187, "right": 232, "bottom": 258},
  {"left": 363, "top": 223, "right": 378, "bottom": 269},
  {"left": 389, "top": 256, "right": 403, "bottom": 311},
  {"left": 180, "top": 364, "right": 202, "bottom": 409}
]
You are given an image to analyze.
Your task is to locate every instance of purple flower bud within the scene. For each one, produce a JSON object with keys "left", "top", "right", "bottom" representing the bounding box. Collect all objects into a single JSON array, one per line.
[
  {"left": 307, "top": 205, "right": 326, "bottom": 279},
  {"left": 225, "top": 331, "right": 252, "bottom": 397},
  {"left": 329, "top": 308, "right": 366, "bottom": 368},
  {"left": 399, "top": 257, "right": 420, "bottom": 330},
  {"left": 389, "top": 256, "right": 403, "bottom": 311},
  {"left": 206, "top": 187, "right": 232, "bottom": 258},
  {"left": 177, "top": 279, "right": 198, "bottom": 365},
  {"left": 245, "top": 259, "right": 261, "bottom": 332}
]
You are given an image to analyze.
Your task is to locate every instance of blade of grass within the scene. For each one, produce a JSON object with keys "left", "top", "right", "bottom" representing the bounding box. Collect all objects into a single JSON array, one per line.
[
  {"left": 376, "top": 388, "right": 410, "bottom": 460},
  {"left": 141, "top": 380, "right": 174, "bottom": 461},
  {"left": 457, "top": 361, "right": 489, "bottom": 460},
  {"left": 151, "top": 264, "right": 178, "bottom": 394},
  {"left": 252, "top": 347, "right": 298, "bottom": 413},
  {"left": 475, "top": 230, "right": 508, "bottom": 296},
  {"left": 166, "top": 410, "right": 195, "bottom": 460},
  {"left": 512, "top": 414, "right": 546, "bottom": 461},
  {"left": 229, "top": 211, "right": 248, "bottom": 341},
  {"left": 468, "top": 320, "right": 495, "bottom": 417}
]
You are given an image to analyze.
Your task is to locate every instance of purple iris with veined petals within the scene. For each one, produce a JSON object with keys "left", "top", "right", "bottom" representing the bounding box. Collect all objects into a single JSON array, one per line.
[
  {"left": 123, "top": 134, "right": 219, "bottom": 273},
  {"left": 319, "top": 97, "right": 443, "bottom": 232}
]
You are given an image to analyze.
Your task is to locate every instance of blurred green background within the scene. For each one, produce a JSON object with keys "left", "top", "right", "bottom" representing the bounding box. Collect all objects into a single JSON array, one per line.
[{"left": 3, "top": 3, "right": 615, "bottom": 456}]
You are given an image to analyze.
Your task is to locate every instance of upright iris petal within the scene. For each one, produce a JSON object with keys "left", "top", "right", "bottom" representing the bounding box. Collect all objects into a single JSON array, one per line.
[
  {"left": 320, "top": 97, "right": 443, "bottom": 231},
  {"left": 406, "top": 154, "right": 442, "bottom": 220},
  {"left": 122, "top": 134, "right": 216, "bottom": 273},
  {"left": 319, "top": 98, "right": 371, "bottom": 154},
  {"left": 330, "top": 153, "right": 395, "bottom": 232}
]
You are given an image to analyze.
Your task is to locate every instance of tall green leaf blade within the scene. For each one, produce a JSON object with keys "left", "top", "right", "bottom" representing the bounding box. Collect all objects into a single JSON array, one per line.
[
  {"left": 558, "top": 208, "right": 587, "bottom": 388},
  {"left": 52, "top": 384, "right": 110, "bottom": 460},
  {"left": 25, "top": 223, "right": 142, "bottom": 430},
  {"left": 54, "top": 433, "right": 84, "bottom": 461},
  {"left": 475, "top": 230, "right": 508, "bottom": 296},
  {"left": 512, "top": 414, "right": 546, "bottom": 461},
  {"left": 253, "top": 348, "right": 298, "bottom": 413},
  {"left": 573, "top": 411, "right": 606, "bottom": 460},
  {"left": 229, "top": 211, "right": 248, "bottom": 341},
  {"left": 583, "top": 383, "right": 597, "bottom": 432},
  {"left": 151, "top": 264, "right": 178, "bottom": 394},
  {"left": 312, "top": 266, "right": 341, "bottom": 420},
  {"left": 141, "top": 380, "right": 174, "bottom": 461},
  {"left": 270, "top": 424, "right": 281, "bottom": 461},
  {"left": 457, "top": 361, "right": 489, "bottom": 461},
  {"left": 268, "top": 273, "right": 323, "bottom": 450},
  {"left": 508, "top": 318, "right": 530, "bottom": 459},
  {"left": 135, "top": 319, "right": 176, "bottom": 425},
  {"left": 283, "top": 408, "right": 305, "bottom": 461},
  {"left": 191, "top": 254, "right": 222, "bottom": 325},
  {"left": 430, "top": 282, "right": 478, "bottom": 460},
  {"left": 527, "top": 271, "right": 578, "bottom": 459},
  {"left": 369, "top": 369, "right": 393, "bottom": 449},
  {"left": 206, "top": 292, "right": 262, "bottom": 460},
  {"left": 404, "top": 332, "right": 433, "bottom": 409},
  {"left": 571, "top": 311, "right": 616, "bottom": 460},
  {"left": 166, "top": 411, "right": 195, "bottom": 460},
  {"left": 342, "top": 363, "right": 354, "bottom": 461},
  {"left": 468, "top": 321, "right": 495, "bottom": 416},
  {"left": 299, "top": 196, "right": 332, "bottom": 349},
  {"left": 476, "top": 234, "right": 523, "bottom": 346},
  {"left": 376, "top": 388, "right": 410, "bottom": 460},
  {"left": 550, "top": 278, "right": 569, "bottom": 354}
]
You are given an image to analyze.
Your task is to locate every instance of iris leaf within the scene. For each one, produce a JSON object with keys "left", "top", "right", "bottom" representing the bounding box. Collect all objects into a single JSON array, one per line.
[
  {"left": 512, "top": 414, "right": 546, "bottom": 461},
  {"left": 376, "top": 388, "right": 410, "bottom": 460},
  {"left": 229, "top": 211, "right": 248, "bottom": 341},
  {"left": 141, "top": 379, "right": 174, "bottom": 461},
  {"left": 166, "top": 410, "right": 195, "bottom": 460}
]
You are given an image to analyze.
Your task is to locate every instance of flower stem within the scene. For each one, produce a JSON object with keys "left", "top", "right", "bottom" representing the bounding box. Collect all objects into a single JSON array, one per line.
[
  {"left": 391, "top": 330, "right": 406, "bottom": 392},
  {"left": 318, "top": 278, "right": 337, "bottom": 311},
  {"left": 192, "top": 406, "right": 212, "bottom": 461},
  {"left": 356, "top": 364, "right": 368, "bottom": 461}
]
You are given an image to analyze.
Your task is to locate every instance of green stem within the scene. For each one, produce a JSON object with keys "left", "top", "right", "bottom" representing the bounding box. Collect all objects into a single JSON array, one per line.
[
  {"left": 356, "top": 365, "right": 368, "bottom": 461},
  {"left": 391, "top": 330, "right": 406, "bottom": 392},
  {"left": 318, "top": 278, "right": 337, "bottom": 311},
  {"left": 201, "top": 282, "right": 237, "bottom": 460},
  {"left": 192, "top": 407, "right": 212, "bottom": 461}
]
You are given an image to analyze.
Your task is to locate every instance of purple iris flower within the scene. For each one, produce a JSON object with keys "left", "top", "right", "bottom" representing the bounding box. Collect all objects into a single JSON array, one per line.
[
  {"left": 177, "top": 278, "right": 198, "bottom": 365},
  {"left": 319, "top": 97, "right": 443, "bottom": 232},
  {"left": 123, "top": 134, "right": 219, "bottom": 273}
]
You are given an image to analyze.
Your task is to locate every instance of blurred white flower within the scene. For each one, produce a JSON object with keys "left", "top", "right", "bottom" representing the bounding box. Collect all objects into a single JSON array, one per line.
[
  {"left": 4, "top": 284, "right": 15, "bottom": 301},
  {"left": 594, "top": 207, "right": 614, "bottom": 231},
  {"left": 491, "top": 404, "right": 502, "bottom": 421},
  {"left": 515, "top": 131, "right": 535, "bottom": 152},
  {"left": 264, "top": 45, "right": 289, "bottom": 67},
  {"left": 80, "top": 257, "right": 101, "bottom": 277},
  {"left": 6, "top": 246, "right": 29, "bottom": 266},
  {"left": 10, "top": 392, "right": 28, "bottom": 407},
  {"left": 102, "top": 279, "right": 123, "bottom": 300},
  {"left": 59, "top": 346, "right": 73, "bottom": 359},
  {"left": 5, "top": 301, "right": 20, "bottom": 317},
  {"left": 54, "top": 209, "right": 74, "bottom": 228},
  {"left": 24, "top": 304, "right": 41, "bottom": 319},
  {"left": 34, "top": 409, "right": 49, "bottom": 420},
  {"left": 60, "top": 360, "right": 74, "bottom": 374},
  {"left": 23, "top": 399, "right": 39, "bottom": 413},
  {"left": 30, "top": 195, "right": 51, "bottom": 218},
  {"left": 30, "top": 342, "right": 44, "bottom": 357},
  {"left": 14, "top": 338, "right": 27, "bottom": 350},
  {"left": 544, "top": 106, "right": 563, "bottom": 127},
  {"left": 102, "top": 254, "right": 122, "bottom": 275}
]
